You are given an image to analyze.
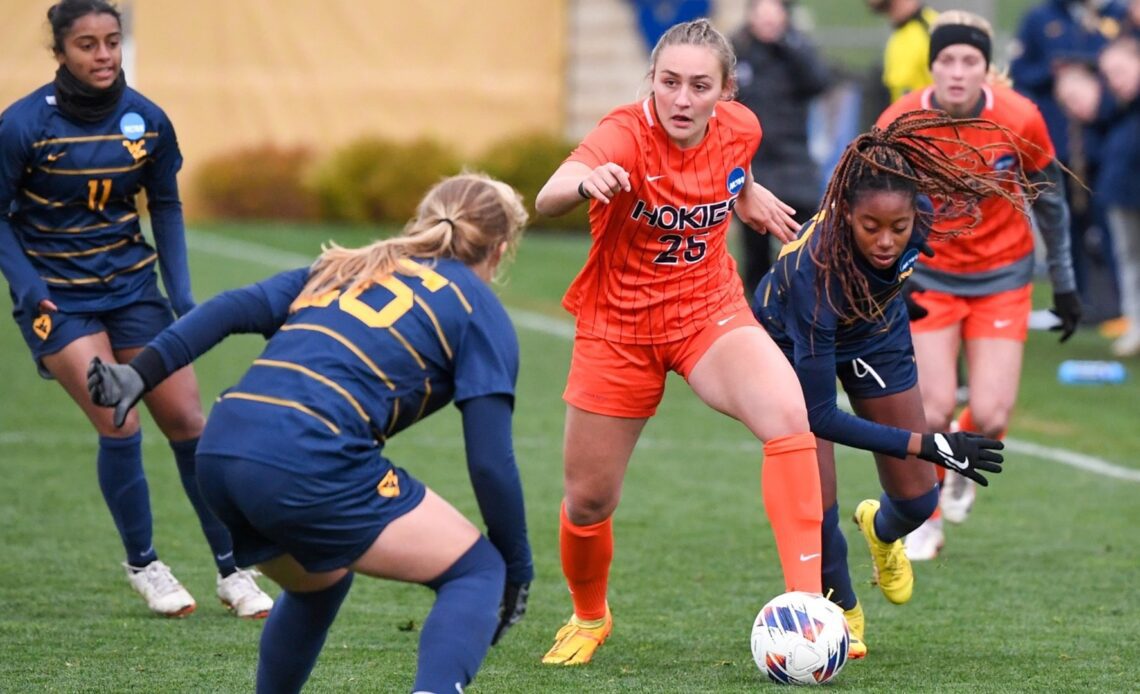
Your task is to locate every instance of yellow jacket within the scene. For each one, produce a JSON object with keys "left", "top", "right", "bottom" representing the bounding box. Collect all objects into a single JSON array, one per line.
[{"left": 883, "top": 6, "right": 940, "bottom": 102}]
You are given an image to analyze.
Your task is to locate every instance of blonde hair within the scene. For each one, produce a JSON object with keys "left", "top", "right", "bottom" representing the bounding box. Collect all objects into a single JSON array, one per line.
[
  {"left": 648, "top": 18, "right": 738, "bottom": 99},
  {"left": 930, "top": 10, "right": 1010, "bottom": 87},
  {"left": 291, "top": 172, "right": 527, "bottom": 309}
]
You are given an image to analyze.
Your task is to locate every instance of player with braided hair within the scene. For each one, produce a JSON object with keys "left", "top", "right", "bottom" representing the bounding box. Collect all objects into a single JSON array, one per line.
[{"left": 753, "top": 108, "right": 1043, "bottom": 659}]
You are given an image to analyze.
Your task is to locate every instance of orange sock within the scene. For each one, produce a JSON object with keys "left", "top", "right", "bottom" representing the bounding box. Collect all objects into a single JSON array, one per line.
[
  {"left": 762, "top": 432, "right": 823, "bottom": 593},
  {"left": 956, "top": 406, "right": 1006, "bottom": 440},
  {"left": 559, "top": 501, "right": 613, "bottom": 621}
]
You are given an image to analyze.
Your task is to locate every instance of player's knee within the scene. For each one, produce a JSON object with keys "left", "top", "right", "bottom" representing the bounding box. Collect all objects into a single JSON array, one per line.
[
  {"left": 154, "top": 410, "right": 205, "bottom": 441},
  {"left": 426, "top": 535, "right": 504, "bottom": 595},
  {"left": 967, "top": 404, "right": 1010, "bottom": 438},
  {"left": 564, "top": 493, "right": 617, "bottom": 526}
]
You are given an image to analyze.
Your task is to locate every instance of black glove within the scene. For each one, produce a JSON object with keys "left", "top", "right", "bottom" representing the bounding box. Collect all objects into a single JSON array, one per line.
[
  {"left": 902, "top": 278, "right": 929, "bottom": 321},
  {"left": 1050, "top": 291, "right": 1082, "bottom": 343},
  {"left": 87, "top": 356, "right": 146, "bottom": 428},
  {"left": 918, "top": 432, "right": 1004, "bottom": 486},
  {"left": 491, "top": 581, "right": 529, "bottom": 646}
]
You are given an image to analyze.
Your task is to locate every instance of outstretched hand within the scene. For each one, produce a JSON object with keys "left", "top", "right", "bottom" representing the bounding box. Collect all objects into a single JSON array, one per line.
[
  {"left": 736, "top": 182, "right": 800, "bottom": 243},
  {"left": 491, "top": 581, "right": 530, "bottom": 646},
  {"left": 917, "top": 432, "right": 1004, "bottom": 486},
  {"left": 87, "top": 356, "right": 146, "bottom": 428}
]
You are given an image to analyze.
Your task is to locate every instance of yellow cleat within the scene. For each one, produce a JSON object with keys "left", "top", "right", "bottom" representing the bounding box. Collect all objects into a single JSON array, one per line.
[
  {"left": 541, "top": 607, "right": 613, "bottom": 666},
  {"left": 853, "top": 499, "right": 914, "bottom": 605},
  {"left": 843, "top": 602, "right": 867, "bottom": 660}
]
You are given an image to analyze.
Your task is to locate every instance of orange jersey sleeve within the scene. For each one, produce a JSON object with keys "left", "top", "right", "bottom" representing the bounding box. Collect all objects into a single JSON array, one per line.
[
  {"left": 876, "top": 85, "right": 1055, "bottom": 275},
  {"left": 562, "top": 99, "right": 761, "bottom": 344}
]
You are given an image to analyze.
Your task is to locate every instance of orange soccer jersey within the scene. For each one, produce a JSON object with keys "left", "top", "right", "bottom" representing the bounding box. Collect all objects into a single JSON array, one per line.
[
  {"left": 877, "top": 85, "right": 1055, "bottom": 275},
  {"left": 562, "top": 98, "right": 761, "bottom": 344}
]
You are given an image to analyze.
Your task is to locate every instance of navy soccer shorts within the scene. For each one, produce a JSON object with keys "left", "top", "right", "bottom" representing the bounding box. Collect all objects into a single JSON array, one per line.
[
  {"left": 196, "top": 452, "right": 428, "bottom": 573},
  {"left": 835, "top": 345, "right": 919, "bottom": 399},
  {"left": 13, "top": 284, "right": 175, "bottom": 378}
]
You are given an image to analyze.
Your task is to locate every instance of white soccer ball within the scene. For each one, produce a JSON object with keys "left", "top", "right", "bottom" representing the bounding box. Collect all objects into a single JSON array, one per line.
[{"left": 750, "top": 591, "right": 850, "bottom": 686}]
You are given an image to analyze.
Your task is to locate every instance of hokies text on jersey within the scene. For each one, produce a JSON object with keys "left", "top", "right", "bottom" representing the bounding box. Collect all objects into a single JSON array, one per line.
[{"left": 629, "top": 197, "right": 738, "bottom": 231}]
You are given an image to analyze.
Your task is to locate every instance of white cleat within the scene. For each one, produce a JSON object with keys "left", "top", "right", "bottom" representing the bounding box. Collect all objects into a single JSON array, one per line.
[
  {"left": 125, "top": 560, "right": 197, "bottom": 617},
  {"left": 940, "top": 470, "right": 976, "bottom": 524},
  {"left": 904, "top": 518, "right": 944, "bottom": 561},
  {"left": 217, "top": 568, "right": 274, "bottom": 619}
]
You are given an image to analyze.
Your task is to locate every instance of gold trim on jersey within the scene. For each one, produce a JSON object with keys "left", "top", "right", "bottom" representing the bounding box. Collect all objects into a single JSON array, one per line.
[
  {"left": 413, "top": 377, "right": 432, "bottom": 423},
  {"left": 22, "top": 189, "right": 66, "bottom": 208},
  {"left": 386, "top": 398, "right": 401, "bottom": 437},
  {"left": 278, "top": 323, "right": 396, "bottom": 391},
  {"left": 31, "top": 212, "right": 139, "bottom": 234},
  {"left": 32, "top": 132, "right": 158, "bottom": 147},
  {"left": 40, "top": 253, "right": 156, "bottom": 285},
  {"left": 26, "top": 233, "right": 142, "bottom": 258},
  {"left": 38, "top": 160, "right": 147, "bottom": 176},
  {"left": 218, "top": 392, "right": 340, "bottom": 435},
  {"left": 448, "top": 283, "right": 473, "bottom": 313},
  {"left": 413, "top": 295, "right": 452, "bottom": 360},
  {"left": 387, "top": 327, "right": 427, "bottom": 369},
  {"left": 252, "top": 358, "right": 369, "bottom": 424}
]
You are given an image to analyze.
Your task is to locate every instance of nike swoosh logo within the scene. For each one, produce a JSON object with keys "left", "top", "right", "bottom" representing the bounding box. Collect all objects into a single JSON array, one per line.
[
  {"left": 647, "top": 175, "right": 666, "bottom": 182},
  {"left": 717, "top": 315, "right": 736, "bottom": 326},
  {"left": 799, "top": 553, "right": 821, "bottom": 561},
  {"left": 46, "top": 152, "right": 66, "bottom": 162},
  {"left": 934, "top": 434, "right": 970, "bottom": 470},
  {"left": 216, "top": 551, "right": 234, "bottom": 562},
  {"left": 993, "top": 319, "right": 1013, "bottom": 329}
]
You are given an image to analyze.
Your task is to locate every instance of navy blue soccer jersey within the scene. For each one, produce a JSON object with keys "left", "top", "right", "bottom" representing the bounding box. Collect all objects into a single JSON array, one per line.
[
  {"left": 754, "top": 213, "right": 929, "bottom": 459},
  {"left": 0, "top": 83, "right": 191, "bottom": 316},
  {"left": 150, "top": 258, "right": 519, "bottom": 470}
]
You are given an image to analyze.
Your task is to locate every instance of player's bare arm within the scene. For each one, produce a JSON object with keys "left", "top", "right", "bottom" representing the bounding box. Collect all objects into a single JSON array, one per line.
[
  {"left": 536, "top": 161, "right": 631, "bottom": 217},
  {"left": 734, "top": 169, "right": 800, "bottom": 242}
]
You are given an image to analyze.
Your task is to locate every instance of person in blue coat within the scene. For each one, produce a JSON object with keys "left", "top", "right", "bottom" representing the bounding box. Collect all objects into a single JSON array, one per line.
[
  {"left": 89, "top": 173, "right": 535, "bottom": 694},
  {"left": 752, "top": 110, "right": 1037, "bottom": 659},
  {"left": 0, "top": 0, "right": 271, "bottom": 617}
]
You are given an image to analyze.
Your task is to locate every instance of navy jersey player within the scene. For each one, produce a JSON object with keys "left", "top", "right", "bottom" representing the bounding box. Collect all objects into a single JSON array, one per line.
[
  {"left": 89, "top": 173, "right": 535, "bottom": 694},
  {"left": 0, "top": 1, "right": 271, "bottom": 617},
  {"left": 752, "top": 111, "right": 1027, "bottom": 659}
]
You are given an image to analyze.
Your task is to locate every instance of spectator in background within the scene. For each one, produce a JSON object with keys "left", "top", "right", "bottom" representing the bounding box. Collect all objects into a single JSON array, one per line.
[
  {"left": 628, "top": 0, "right": 712, "bottom": 53},
  {"left": 866, "top": 0, "right": 940, "bottom": 104},
  {"left": 1009, "top": 0, "right": 1127, "bottom": 325},
  {"left": 732, "top": 0, "right": 831, "bottom": 296},
  {"left": 1058, "top": 37, "right": 1140, "bottom": 355}
]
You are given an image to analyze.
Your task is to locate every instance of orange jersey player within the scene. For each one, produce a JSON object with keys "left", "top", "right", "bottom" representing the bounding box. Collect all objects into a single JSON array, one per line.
[
  {"left": 875, "top": 10, "right": 1080, "bottom": 561},
  {"left": 562, "top": 96, "right": 759, "bottom": 343},
  {"left": 535, "top": 18, "right": 824, "bottom": 667}
]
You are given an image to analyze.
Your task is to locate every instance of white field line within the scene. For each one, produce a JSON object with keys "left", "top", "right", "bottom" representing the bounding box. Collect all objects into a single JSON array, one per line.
[{"left": 167, "top": 229, "right": 1140, "bottom": 483}]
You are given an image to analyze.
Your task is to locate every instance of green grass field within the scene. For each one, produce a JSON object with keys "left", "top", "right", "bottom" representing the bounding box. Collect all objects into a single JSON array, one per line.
[{"left": 2, "top": 223, "right": 1138, "bottom": 693}]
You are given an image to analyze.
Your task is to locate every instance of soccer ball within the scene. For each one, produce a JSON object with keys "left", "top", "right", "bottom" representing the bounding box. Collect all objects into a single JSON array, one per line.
[{"left": 750, "top": 591, "right": 849, "bottom": 685}]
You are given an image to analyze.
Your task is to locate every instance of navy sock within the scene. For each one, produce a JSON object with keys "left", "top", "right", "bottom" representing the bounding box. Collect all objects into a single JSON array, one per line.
[
  {"left": 821, "top": 504, "right": 857, "bottom": 610},
  {"left": 256, "top": 572, "right": 354, "bottom": 694},
  {"left": 874, "top": 486, "right": 940, "bottom": 543},
  {"left": 170, "top": 438, "right": 236, "bottom": 575},
  {"left": 97, "top": 433, "right": 156, "bottom": 567},
  {"left": 414, "top": 536, "right": 505, "bottom": 693}
]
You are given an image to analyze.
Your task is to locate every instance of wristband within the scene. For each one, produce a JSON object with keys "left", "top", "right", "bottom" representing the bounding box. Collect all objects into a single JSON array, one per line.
[{"left": 577, "top": 180, "right": 589, "bottom": 199}]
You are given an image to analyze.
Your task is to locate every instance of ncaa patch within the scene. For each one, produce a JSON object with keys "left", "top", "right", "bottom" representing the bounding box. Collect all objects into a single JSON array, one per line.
[
  {"left": 727, "top": 166, "right": 746, "bottom": 195},
  {"left": 33, "top": 313, "right": 52, "bottom": 340},
  {"left": 993, "top": 153, "right": 1017, "bottom": 172},
  {"left": 119, "top": 112, "right": 145, "bottom": 141}
]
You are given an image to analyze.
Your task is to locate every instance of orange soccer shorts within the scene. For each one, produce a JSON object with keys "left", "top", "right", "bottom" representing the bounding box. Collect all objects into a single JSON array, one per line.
[
  {"left": 563, "top": 305, "right": 758, "bottom": 418},
  {"left": 909, "top": 284, "right": 1032, "bottom": 341}
]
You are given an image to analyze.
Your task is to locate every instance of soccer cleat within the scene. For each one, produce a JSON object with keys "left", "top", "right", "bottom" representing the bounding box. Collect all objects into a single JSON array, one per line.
[
  {"left": 852, "top": 500, "right": 913, "bottom": 605},
  {"left": 217, "top": 568, "right": 274, "bottom": 619},
  {"left": 843, "top": 602, "right": 867, "bottom": 660},
  {"left": 125, "top": 560, "right": 197, "bottom": 617},
  {"left": 940, "top": 470, "right": 976, "bottom": 524},
  {"left": 541, "top": 607, "right": 613, "bottom": 665},
  {"left": 904, "top": 517, "right": 944, "bottom": 561}
]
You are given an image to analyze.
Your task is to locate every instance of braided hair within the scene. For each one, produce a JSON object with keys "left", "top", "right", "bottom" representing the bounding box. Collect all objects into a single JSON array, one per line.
[{"left": 811, "top": 109, "right": 1047, "bottom": 324}]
